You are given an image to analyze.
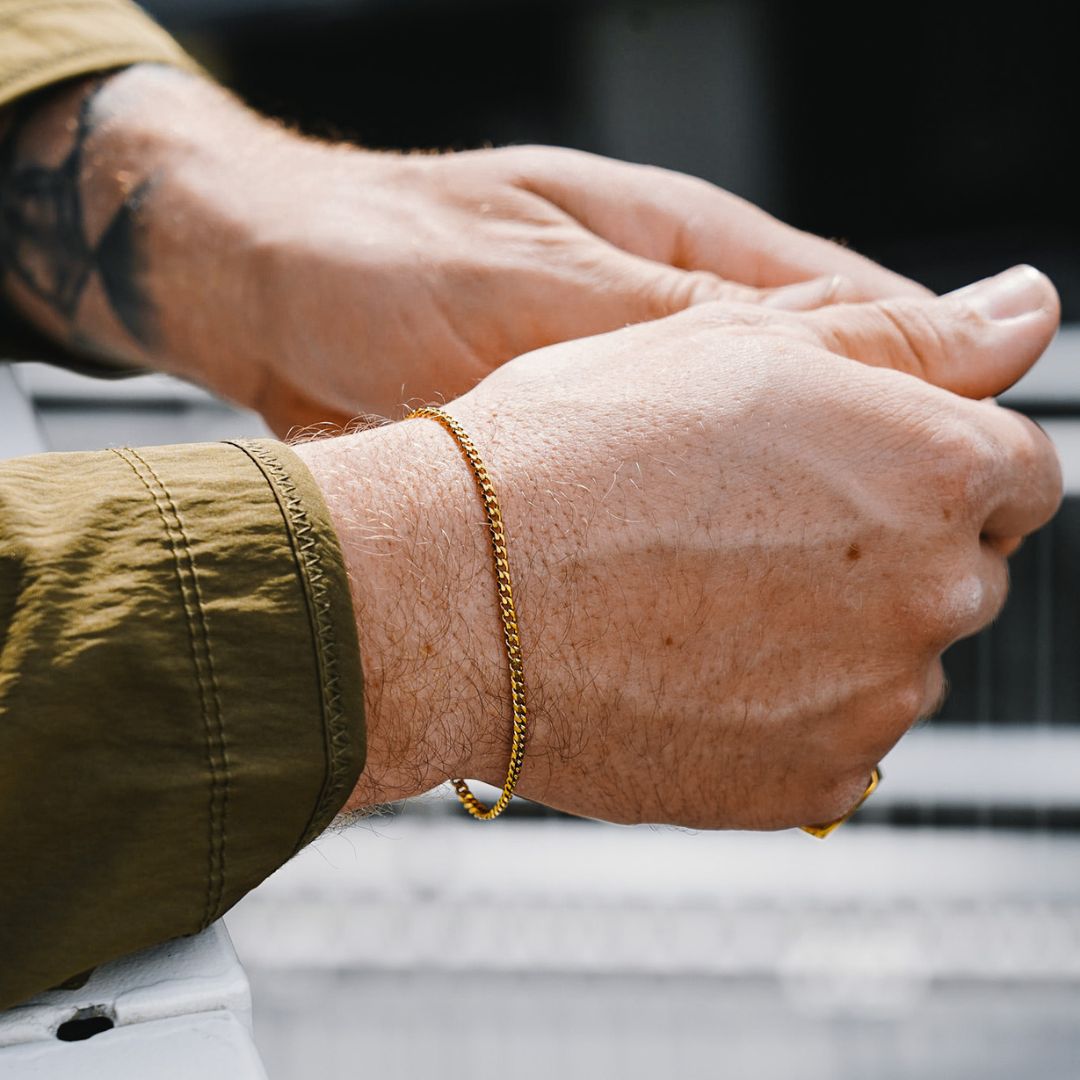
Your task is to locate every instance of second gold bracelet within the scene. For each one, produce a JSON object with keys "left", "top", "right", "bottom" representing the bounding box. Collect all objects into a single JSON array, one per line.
[{"left": 408, "top": 406, "right": 528, "bottom": 821}]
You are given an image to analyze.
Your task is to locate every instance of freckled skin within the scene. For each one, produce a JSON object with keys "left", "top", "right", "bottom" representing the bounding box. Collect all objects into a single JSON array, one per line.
[{"left": 301, "top": 287, "right": 1061, "bottom": 831}]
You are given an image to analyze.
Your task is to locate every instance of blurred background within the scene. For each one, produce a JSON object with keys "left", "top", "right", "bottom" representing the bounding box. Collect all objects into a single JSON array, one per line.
[{"left": 4, "top": 0, "right": 1080, "bottom": 1076}]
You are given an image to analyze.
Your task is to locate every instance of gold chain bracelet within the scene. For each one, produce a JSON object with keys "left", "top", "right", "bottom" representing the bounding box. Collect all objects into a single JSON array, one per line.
[
  {"left": 408, "top": 406, "right": 527, "bottom": 821},
  {"left": 410, "top": 406, "right": 879, "bottom": 833}
]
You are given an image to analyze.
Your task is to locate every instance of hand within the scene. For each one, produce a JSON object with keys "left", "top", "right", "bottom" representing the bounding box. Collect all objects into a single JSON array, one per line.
[
  {"left": 232, "top": 142, "right": 928, "bottom": 433},
  {"left": 297, "top": 267, "right": 1061, "bottom": 829},
  {"left": 0, "top": 65, "right": 926, "bottom": 435}
]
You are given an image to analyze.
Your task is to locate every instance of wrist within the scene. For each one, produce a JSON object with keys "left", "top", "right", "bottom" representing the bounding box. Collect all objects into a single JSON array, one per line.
[
  {"left": 84, "top": 66, "right": 281, "bottom": 397},
  {"left": 0, "top": 65, "right": 282, "bottom": 398},
  {"left": 93, "top": 68, "right": 407, "bottom": 422},
  {"left": 295, "top": 419, "right": 512, "bottom": 810}
]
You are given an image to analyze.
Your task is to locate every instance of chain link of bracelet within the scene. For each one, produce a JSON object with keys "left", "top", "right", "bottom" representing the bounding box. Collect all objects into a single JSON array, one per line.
[{"left": 408, "top": 406, "right": 527, "bottom": 820}]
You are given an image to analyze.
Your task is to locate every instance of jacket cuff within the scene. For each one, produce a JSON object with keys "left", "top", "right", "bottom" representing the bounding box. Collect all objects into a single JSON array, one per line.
[{"left": 0, "top": 438, "right": 365, "bottom": 1009}]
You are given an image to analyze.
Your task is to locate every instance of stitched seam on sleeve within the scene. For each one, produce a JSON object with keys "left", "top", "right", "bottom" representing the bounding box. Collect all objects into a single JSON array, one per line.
[
  {"left": 112, "top": 447, "right": 230, "bottom": 928},
  {"left": 226, "top": 439, "right": 352, "bottom": 853}
]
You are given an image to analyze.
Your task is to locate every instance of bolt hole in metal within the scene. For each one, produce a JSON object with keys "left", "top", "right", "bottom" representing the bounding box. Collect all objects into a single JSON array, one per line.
[{"left": 55, "top": 1008, "right": 115, "bottom": 1042}]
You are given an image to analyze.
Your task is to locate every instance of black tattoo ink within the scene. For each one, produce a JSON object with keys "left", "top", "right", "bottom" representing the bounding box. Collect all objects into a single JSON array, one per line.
[
  {"left": 0, "top": 80, "right": 158, "bottom": 349},
  {"left": 94, "top": 176, "right": 158, "bottom": 345}
]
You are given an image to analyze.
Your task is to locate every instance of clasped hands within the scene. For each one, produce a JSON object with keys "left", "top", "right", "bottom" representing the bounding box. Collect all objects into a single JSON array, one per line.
[
  {"left": 15, "top": 66, "right": 1065, "bottom": 829},
  {"left": 268, "top": 135, "right": 1059, "bottom": 828}
]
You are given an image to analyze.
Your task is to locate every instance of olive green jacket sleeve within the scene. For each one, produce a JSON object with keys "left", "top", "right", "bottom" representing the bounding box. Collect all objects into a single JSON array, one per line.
[
  {"left": 0, "top": 438, "right": 366, "bottom": 1010},
  {"left": 0, "top": 0, "right": 201, "bottom": 369}
]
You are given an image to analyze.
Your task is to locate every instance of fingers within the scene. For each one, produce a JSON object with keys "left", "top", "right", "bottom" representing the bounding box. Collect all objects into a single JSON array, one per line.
[
  {"left": 972, "top": 402, "right": 1063, "bottom": 543},
  {"left": 510, "top": 147, "right": 930, "bottom": 300},
  {"left": 801, "top": 265, "right": 1061, "bottom": 399},
  {"left": 588, "top": 246, "right": 867, "bottom": 325},
  {"left": 665, "top": 186, "right": 930, "bottom": 300}
]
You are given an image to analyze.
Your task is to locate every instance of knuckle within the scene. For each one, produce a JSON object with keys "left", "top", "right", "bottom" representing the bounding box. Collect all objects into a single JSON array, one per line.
[
  {"left": 810, "top": 301, "right": 932, "bottom": 373},
  {"left": 913, "top": 567, "right": 993, "bottom": 650},
  {"left": 802, "top": 770, "right": 876, "bottom": 829},
  {"left": 922, "top": 418, "right": 996, "bottom": 510},
  {"left": 853, "top": 672, "right": 931, "bottom": 747},
  {"left": 809, "top": 307, "right": 868, "bottom": 360},
  {"left": 982, "top": 409, "right": 1061, "bottom": 501},
  {"left": 883, "top": 678, "right": 929, "bottom": 734},
  {"left": 792, "top": 664, "right": 947, "bottom": 829},
  {"left": 880, "top": 554, "right": 956, "bottom": 644},
  {"left": 662, "top": 269, "right": 732, "bottom": 310},
  {"left": 1004, "top": 420, "right": 1043, "bottom": 474},
  {"left": 923, "top": 659, "right": 949, "bottom": 720},
  {"left": 972, "top": 562, "right": 1009, "bottom": 627},
  {"left": 1017, "top": 420, "right": 1063, "bottom": 508},
  {"left": 908, "top": 601, "right": 956, "bottom": 654}
]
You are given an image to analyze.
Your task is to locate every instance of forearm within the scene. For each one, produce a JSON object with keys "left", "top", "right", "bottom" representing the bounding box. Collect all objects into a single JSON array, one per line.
[
  {"left": 0, "top": 61, "right": 502, "bottom": 811},
  {"left": 2, "top": 45, "right": 934, "bottom": 441},
  {"left": 0, "top": 64, "right": 278, "bottom": 401}
]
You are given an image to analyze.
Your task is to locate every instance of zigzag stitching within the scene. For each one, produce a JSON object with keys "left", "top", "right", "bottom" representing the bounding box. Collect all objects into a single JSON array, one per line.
[{"left": 226, "top": 439, "right": 352, "bottom": 850}]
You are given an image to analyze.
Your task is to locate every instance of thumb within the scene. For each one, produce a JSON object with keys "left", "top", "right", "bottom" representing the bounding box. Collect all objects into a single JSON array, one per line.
[{"left": 801, "top": 265, "right": 1060, "bottom": 398}]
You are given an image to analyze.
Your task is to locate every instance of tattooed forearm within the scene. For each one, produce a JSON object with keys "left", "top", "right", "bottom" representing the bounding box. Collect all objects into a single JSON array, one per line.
[{"left": 0, "top": 76, "right": 158, "bottom": 354}]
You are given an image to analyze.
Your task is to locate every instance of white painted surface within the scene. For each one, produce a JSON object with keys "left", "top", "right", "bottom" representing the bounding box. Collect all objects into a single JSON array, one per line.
[
  {"left": 0, "top": 365, "right": 44, "bottom": 458},
  {"left": 8, "top": 362, "right": 270, "bottom": 452},
  {"left": 0, "top": 1012, "right": 268, "bottom": 1079},
  {"left": 1000, "top": 324, "right": 1080, "bottom": 407},
  {"left": 0, "top": 923, "right": 252, "bottom": 1049},
  {"left": 231, "top": 819, "right": 1080, "bottom": 1079},
  {"left": 227, "top": 820, "right": 1080, "bottom": 979},
  {"left": 12, "top": 362, "right": 226, "bottom": 403},
  {"left": 248, "top": 968, "right": 1080, "bottom": 1080},
  {"left": 876, "top": 726, "right": 1080, "bottom": 805}
]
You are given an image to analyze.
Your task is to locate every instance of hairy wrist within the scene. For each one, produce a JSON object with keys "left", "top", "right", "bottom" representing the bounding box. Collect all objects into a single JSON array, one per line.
[{"left": 294, "top": 420, "right": 514, "bottom": 810}]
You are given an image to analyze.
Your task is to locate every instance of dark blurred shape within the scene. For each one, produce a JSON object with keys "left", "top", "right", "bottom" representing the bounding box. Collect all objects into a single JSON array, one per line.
[
  {"left": 773, "top": 3, "right": 1080, "bottom": 314},
  {"left": 150, "top": 0, "right": 583, "bottom": 152}
]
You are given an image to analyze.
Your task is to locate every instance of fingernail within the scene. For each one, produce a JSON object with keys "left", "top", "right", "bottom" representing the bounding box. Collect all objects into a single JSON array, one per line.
[{"left": 945, "top": 264, "right": 1052, "bottom": 321}]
